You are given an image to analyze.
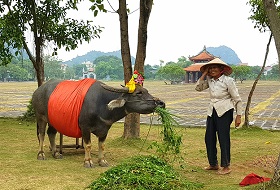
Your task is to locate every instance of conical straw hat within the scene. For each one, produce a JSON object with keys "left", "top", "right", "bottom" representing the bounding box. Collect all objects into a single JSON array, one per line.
[{"left": 200, "top": 58, "right": 232, "bottom": 76}]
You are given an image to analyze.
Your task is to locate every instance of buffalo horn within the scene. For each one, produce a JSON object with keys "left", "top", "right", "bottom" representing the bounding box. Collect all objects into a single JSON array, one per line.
[{"left": 101, "top": 84, "right": 129, "bottom": 93}]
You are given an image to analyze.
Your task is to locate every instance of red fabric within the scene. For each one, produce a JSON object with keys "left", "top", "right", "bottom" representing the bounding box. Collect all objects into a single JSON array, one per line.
[
  {"left": 239, "top": 173, "right": 271, "bottom": 187},
  {"left": 48, "top": 79, "right": 96, "bottom": 138}
]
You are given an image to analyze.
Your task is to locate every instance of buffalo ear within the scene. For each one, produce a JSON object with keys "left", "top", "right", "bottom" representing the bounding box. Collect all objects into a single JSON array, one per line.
[
  {"left": 101, "top": 83, "right": 129, "bottom": 93},
  {"left": 107, "top": 99, "right": 126, "bottom": 110}
]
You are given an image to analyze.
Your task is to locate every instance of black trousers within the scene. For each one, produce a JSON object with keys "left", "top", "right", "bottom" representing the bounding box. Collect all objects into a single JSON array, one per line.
[{"left": 205, "top": 108, "right": 233, "bottom": 167}]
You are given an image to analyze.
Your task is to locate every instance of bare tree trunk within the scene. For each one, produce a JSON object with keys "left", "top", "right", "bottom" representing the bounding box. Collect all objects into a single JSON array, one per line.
[
  {"left": 26, "top": 1, "right": 45, "bottom": 87},
  {"left": 125, "top": 0, "right": 153, "bottom": 139},
  {"left": 134, "top": 0, "right": 153, "bottom": 72},
  {"left": 262, "top": 0, "right": 280, "bottom": 183},
  {"left": 118, "top": 0, "right": 132, "bottom": 81},
  {"left": 263, "top": 0, "right": 280, "bottom": 72},
  {"left": 118, "top": 0, "right": 153, "bottom": 139},
  {"left": 243, "top": 33, "right": 272, "bottom": 127},
  {"left": 272, "top": 153, "right": 280, "bottom": 184},
  {"left": 118, "top": 0, "right": 138, "bottom": 139}
]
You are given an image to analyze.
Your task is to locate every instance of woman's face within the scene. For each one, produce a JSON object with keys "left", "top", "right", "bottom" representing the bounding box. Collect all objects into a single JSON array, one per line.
[{"left": 208, "top": 64, "right": 223, "bottom": 79}]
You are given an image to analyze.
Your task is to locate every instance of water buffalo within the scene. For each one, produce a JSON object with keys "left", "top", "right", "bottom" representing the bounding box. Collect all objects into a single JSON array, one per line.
[{"left": 32, "top": 78, "right": 165, "bottom": 168}]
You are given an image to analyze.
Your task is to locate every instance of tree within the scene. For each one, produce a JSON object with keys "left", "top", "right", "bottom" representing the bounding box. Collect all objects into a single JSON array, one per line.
[
  {"left": 64, "top": 66, "right": 75, "bottom": 80},
  {"left": 262, "top": 0, "right": 280, "bottom": 72},
  {"left": 176, "top": 56, "right": 192, "bottom": 68},
  {"left": 117, "top": 0, "right": 153, "bottom": 139},
  {"left": 72, "top": 64, "right": 86, "bottom": 79},
  {"left": 44, "top": 56, "right": 64, "bottom": 80},
  {"left": 94, "top": 55, "right": 124, "bottom": 80},
  {"left": 156, "top": 64, "right": 185, "bottom": 84},
  {"left": 144, "top": 64, "right": 156, "bottom": 79},
  {"left": 248, "top": 0, "right": 280, "bottom": 185},
  {"left": 231, "top": 65, "right": 251, "bottom": 83},
  {"left": 249, "top": 66, "right": 262, "bottom": 79},
  {"left": 270, "top": 64, "right": 280, "bottom": 78},
  {"left": 0, "top": 0, "right": 105, "bottom": 87}
]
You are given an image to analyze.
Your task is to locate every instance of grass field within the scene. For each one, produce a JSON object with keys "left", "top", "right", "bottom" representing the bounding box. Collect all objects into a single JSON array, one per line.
[
  {"left": 0, "top": 80, "right": 280, "bottom": 189},
  {"left": 0, "top": 118, "right": 279, "bottom": 190}
]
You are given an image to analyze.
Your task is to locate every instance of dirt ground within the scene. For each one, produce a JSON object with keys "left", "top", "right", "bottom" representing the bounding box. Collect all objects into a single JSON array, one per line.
[{"left": 0, "top": 80, "right": 280, "bottom": 130}]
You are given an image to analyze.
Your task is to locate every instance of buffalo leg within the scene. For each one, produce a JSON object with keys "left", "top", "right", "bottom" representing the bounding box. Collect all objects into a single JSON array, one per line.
[
  {"left": 37, "top": 118, "right": 47, "bottom": 160},
  {"left": 47, "top": 124, "right": 62, "bottom": 159},
  {"left": 98, "top": 135, "right": 109, "bottom": 167},
  {"left": 83, "top": 131, "right": 93, "bottom": 168}
]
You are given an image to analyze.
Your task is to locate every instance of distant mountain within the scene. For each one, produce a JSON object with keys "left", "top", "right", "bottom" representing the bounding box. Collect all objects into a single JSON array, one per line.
[
  {"left": 206, "top": 45, "right": 241, "bottom": 65},
  {"left": 63, "top": 45, "right": 241, "bottom": 66},
  {"left": 63, "top": 50, "right": 135, "bottom": 66}
]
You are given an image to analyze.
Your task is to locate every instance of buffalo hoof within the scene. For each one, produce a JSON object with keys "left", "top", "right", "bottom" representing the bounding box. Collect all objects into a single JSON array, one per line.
[
  {"left": 84, "top": 160, "right": 94, "bottom": 168},
  {"left": 52, "top": 152, "right": 63, "bottom": 159},
  {"left": 98, "top": 159, "right": 109, "bottom": 167},
  {"left": 37, "top": 151, "right": 46, "bottom": 160}
]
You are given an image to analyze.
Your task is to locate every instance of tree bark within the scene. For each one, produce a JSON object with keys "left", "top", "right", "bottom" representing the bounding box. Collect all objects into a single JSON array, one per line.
[
  {"left": 134, "top": 0, "right": 153, "bottom": 72},
  {"left": 243, "top": 33, "right": 272, "bottom": 127},
  {"left": 29, "top": 0, "right": 45, "bottom": 87},
  {"left": 118, "top": 0, "right": 153, "bottom": 138},
  {"left": 263, "top": 0, "right": 280, "bottom": 73},
  {"left": 118, "top": 0, "right": 137, "bottom": 138},
  {"left": 118, "top": 0, "right": 133, "bottom": 81},
  {"left": 262, "top": 0, "right": 280, "bottom": 183},
  {"left": 272, "top": 153, "right": 280, "bottom": 184}
]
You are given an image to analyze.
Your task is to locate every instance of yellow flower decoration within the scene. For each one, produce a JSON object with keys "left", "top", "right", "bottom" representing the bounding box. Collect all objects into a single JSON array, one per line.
[
  {"left": 125, "top": 70, "right": 144, "bottom": 93},
  {"left": 125, "top": 77, "right": 136, "bottom": 93}
]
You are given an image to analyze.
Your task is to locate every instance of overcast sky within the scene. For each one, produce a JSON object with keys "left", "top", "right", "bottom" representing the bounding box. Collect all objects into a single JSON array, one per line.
[{"left": 55, "top": 0, "right": 278, "bottom": 66}]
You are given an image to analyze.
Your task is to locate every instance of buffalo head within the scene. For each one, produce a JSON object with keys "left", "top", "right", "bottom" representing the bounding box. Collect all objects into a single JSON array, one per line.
[{"left": 101, "top": 84, "right": 165, "bottom": 114}]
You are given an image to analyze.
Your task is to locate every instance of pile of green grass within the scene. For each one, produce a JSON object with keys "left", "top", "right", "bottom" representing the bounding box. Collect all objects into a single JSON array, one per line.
[
  {"left": 87, "top": 108, "right": 200, "bottom": 190},
  {"left": 87, "top": 155, "right": 203, "bottom": 190}
]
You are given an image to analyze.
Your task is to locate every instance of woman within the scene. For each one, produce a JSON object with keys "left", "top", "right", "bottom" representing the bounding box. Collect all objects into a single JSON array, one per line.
[{"left": 195, "top": 58, "right": 242, "bottom": 175}]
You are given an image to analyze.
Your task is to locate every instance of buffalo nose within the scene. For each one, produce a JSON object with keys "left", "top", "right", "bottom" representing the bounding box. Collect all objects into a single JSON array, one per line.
[{"left": 156, "top": 100, "right": 165, "bottom": 108}]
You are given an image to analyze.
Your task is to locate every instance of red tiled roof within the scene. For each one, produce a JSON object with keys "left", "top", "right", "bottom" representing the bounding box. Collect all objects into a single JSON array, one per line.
[
  {"left": 189, "top": 46, "right": 217, "bottom": 62},
  {"left": 189, "top": 51, "right": 215, "bottom": 61},
  {"left": 184, "top": 63, "right": 206, "bottom": 72}
]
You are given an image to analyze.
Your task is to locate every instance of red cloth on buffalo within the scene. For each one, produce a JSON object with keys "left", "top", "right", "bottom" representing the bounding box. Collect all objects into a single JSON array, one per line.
[
  {"left": 239, "top": 173, "right": 271, "bottom": 187},
  {"left": 48, "top": 79, "right": 96, "bottom": 138}
]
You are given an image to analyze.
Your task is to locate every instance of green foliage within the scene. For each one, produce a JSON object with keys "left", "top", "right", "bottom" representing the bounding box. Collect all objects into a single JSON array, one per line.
[
  {"left": 0, "top": 0, "right": 105, "bottom": 65},
  {"left": 144, "top": 64, "right": 157, "bottom": 79},
  {"left": 248, "top": 0, "right": 280, "bottom": 32},
  {"left": 87, "top": 155, "right": 203, "bottom": 190},
  {"left": 21, "top": 99, "right": 35, "bottom": 121},
  {"left": 231, "top": 65, "right": 251, "bottom": 82},
  {"left": 176, "top": 56, "right": 192, "bottom": 68},
  {"left": 156, "top": 64, "right": 185, "bottom": 83},
  {"left": 44, "top": 56, "right": 64, "bottom": 80},
  {"left": 0, "top": 58, "right": 34, "bottom": 81},
  {"left": 95, "top": 56, "right": 124, "bottom": 80},
  {"left": 151, "top": 107, "right": 183, "bottom": 162},
  {"left": 73, "top": 64, "right": 87, "bottom": 79}
]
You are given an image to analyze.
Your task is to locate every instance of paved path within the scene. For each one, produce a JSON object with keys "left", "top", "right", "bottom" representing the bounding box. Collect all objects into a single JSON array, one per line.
[
  {"left": 139, "top": 81, "right": 280, "bottom": 130},
  {"left": 1, "top": 81, "right": 280, "bottom": 130}
]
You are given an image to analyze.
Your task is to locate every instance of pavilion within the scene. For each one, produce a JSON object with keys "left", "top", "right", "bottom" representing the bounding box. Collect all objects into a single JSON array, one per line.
[{"left": 184, "top": 46, "right": 217, "bottom": 83}]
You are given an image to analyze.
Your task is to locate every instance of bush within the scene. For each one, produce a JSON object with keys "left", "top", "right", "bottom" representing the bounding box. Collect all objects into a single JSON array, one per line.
[{"left": 21, "top": 99, "right": 35, "bottom": 121}]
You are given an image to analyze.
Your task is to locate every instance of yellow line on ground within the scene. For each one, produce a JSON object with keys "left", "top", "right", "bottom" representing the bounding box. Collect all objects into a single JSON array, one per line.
[
  {"left": 166, "top": 95, "right": 204, "bottom": 106},
  {"left": 154, "top": 89, "right": 187, "bottom": 96},
  {"left": 250, "top": 89, "right": 280, "bottom": 115}
]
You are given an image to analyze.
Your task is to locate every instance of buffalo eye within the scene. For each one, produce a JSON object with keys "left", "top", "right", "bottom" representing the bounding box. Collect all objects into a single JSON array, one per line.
[{"left": 136, "top": 91, "right": 143, "bottom": 95}]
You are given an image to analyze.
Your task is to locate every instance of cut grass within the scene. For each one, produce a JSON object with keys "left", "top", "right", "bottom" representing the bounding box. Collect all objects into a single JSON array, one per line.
[
  {"left": 0, "top": 118, "right": 280, "bottom": 189},
  {"left": 87, "top": 155, "right": 203, "bottom": 190}
]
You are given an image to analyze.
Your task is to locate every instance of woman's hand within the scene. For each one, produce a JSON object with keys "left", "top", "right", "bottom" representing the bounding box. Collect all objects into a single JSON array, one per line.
[
  {"left": 200, "top": 68, "right": 209, "bottom": 80},
  {"left": 235, "top": 115, "right": 241, "bottom": 127}
]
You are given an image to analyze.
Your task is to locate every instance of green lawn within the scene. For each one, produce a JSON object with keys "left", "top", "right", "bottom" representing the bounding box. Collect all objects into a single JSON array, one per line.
[{"left": 0, "top": 117, "right": 279, "bottom": 190}]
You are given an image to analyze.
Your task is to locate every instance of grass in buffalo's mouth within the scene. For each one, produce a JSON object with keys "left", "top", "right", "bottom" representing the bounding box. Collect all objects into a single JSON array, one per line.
[{"left": 149, "top": 107, "right": 183, "bottom": 162}]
